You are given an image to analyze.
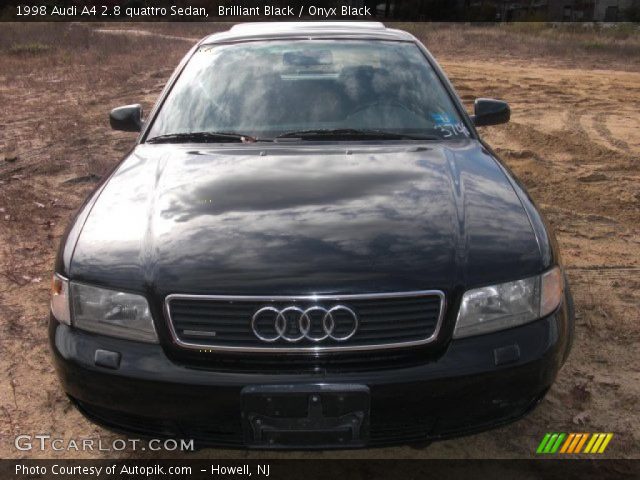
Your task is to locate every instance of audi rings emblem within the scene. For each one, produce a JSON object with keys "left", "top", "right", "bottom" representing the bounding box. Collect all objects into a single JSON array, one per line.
[{"left": 251, "top": 305, "right": 359, "bottom": 343}]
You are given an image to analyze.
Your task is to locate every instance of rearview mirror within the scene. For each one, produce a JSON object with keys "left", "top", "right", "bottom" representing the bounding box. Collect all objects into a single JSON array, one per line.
[
  {"left": 472, "top": 99, "right": 510, "bottom": 127},
  {"left": 109, "top": 104, "right": 143, "bottom": 132}
]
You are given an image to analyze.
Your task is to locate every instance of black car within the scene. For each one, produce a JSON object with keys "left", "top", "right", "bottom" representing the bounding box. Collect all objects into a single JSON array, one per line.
[{"left": 50, "top": 22, "right": 574, "bottom": 449}]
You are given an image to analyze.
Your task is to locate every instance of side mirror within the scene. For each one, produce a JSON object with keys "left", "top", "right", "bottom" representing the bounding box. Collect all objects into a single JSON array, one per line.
[
  {"left": 109, "top": 104, "right": 143, "bottom": 132},
  {"left": 472, "top": 99, "right": 510, "bottom": 127}
]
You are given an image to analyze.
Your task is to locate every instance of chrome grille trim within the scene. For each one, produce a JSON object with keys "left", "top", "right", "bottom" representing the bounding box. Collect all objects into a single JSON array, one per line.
[{"left": 164, "top": 290, "right": 446, "bottom": 353}]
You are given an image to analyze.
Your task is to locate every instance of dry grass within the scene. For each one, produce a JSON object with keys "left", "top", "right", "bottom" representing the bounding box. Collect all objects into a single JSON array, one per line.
[
  {"left": 1, "top": 23, "right": 172, "bottom": 82},
  {"left": 4, "top": 22, "right": 639, "bottom": 78},
  {"left": 397, "top": 22, "right": 640, "bottom": 70},
  {"left": 0, "top": 23, "right": 198, "bottom": 180}
]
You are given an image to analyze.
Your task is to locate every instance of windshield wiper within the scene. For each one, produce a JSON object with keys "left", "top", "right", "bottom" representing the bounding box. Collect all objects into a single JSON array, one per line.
[
  {"left": 275, "top": 129, "right": 438, "bottom": 141},
  {"left": 147, "top": 131, "right": 263, "bottom": 144}
]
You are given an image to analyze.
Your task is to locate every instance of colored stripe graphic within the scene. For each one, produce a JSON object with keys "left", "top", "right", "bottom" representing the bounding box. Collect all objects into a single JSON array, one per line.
[
  {"left": 537, "top": 433, "right": 613, "bottom": 454},
  {"left": 559, "top": 433, "right": 575, "bottom": 453},
  {"left": 592, "top": 433, "right": 607, "bottom": 452},
  {"left": 584, "top": 433, "right": 599, "bottom": 453},
  {"left": 537, "top": 433, "right": 566, "bottom": 454},
  {"left": 597, "top": 433, "right": 613, "bottom": 453},
  {"left": 585, "top": 433, "right": 613, "bottom": 454},
  {"left": 568, "top": 433, "right": 584, "bottom": 453},
  {"left": 537, "top": 433, "right": 552, "bottom": 454},
  {"left": 544, "top": 433, "right": 559, "bottom": 453},
  {"left": 550, "top": 433, "right": 566, "bottom": 453},
  {"left": 574, "top": 433, "right": 589, "bottom": 453}
]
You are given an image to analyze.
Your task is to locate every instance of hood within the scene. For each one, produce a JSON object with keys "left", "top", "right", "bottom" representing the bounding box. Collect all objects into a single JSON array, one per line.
[{"left": 70, "top": 140, "right": 543, "bottom": 296}]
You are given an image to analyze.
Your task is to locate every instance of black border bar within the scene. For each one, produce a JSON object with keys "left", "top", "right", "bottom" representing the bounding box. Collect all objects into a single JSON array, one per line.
[
  {"left": 2, "top": 1, "right": 640, "bottom": 22},
  {"left": 3, "top": 459, "right": 640, "bottom": 480}
]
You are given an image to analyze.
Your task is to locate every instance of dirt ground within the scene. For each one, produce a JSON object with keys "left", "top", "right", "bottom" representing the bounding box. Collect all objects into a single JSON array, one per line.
[{"left": 0, "top": 23, "right": 638, "bottom": 459}]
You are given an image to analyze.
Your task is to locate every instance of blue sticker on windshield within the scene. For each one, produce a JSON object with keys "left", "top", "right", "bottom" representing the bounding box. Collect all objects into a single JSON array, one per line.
[{"left": 431, "top": 113, "right": 453, "bottom": 125}]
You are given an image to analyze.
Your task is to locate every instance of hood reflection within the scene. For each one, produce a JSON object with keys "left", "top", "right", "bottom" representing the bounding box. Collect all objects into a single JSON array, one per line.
[
  {"left": 70, "top": 141, "right": 543, "bottom": 295},
  {"left": 166, "top": 160, "right": 420, "bottom": 220}
]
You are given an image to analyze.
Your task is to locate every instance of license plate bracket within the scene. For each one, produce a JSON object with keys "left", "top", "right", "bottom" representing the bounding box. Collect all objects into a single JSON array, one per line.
[{"left": 241, "top": 384, "right": 370, "bottom": 448}]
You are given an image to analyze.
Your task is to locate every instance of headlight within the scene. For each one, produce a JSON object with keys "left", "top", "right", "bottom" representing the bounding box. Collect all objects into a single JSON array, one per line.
[
  {"left": 69, "top": 282, "right": 158, "bottom": 343},
  {"left": 51, "top": 274, "right": 71, "bottom": 325},
  {"left": 453, "top": 267, "right": 564, "bottom": 339}
]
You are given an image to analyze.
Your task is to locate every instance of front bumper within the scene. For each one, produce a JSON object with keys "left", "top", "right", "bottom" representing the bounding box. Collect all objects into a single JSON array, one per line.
[{"left": 49, "top": 303, "right": 572, "bottom": 449}]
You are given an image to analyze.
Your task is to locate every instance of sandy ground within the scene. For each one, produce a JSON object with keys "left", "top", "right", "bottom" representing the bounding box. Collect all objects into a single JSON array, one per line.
[{"left": 0, "top": 24, "right": 638, "bottom": 459}]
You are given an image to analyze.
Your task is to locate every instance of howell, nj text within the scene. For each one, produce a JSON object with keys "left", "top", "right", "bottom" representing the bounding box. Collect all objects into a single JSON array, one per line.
[{"left": 209, "top": 464, "right": 270, "bottom": 476}]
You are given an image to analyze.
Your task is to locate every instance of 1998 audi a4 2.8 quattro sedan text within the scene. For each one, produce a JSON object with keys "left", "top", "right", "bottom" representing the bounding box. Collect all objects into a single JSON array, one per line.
[{"left": 50, "top": 22, "right": 574, "bottom": 449}]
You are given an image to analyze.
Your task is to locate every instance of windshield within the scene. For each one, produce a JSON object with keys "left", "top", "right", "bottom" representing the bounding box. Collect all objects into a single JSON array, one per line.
[{"left": 146, "top": 40, "right": 471, "bottom": 141}]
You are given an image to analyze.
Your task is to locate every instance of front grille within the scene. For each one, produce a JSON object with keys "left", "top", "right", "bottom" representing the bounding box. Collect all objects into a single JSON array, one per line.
[{"left": 165, "top": 291, "right": 445, "bottom": 353}]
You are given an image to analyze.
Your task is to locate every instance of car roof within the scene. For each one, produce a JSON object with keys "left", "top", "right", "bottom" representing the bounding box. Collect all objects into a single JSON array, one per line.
[{"left": 200, "top": 22, "right": 416, "bottom": 45}]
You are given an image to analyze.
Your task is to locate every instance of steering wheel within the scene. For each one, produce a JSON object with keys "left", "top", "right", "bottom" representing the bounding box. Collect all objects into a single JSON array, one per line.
[{"left": 346, "top": 99, "right": 418, "bottom": 119}]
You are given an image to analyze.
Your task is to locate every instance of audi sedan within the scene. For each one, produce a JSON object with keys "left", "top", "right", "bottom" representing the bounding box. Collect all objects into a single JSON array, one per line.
[{"left": 50, "top": 22, "right": 574, "bottom": 449}]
